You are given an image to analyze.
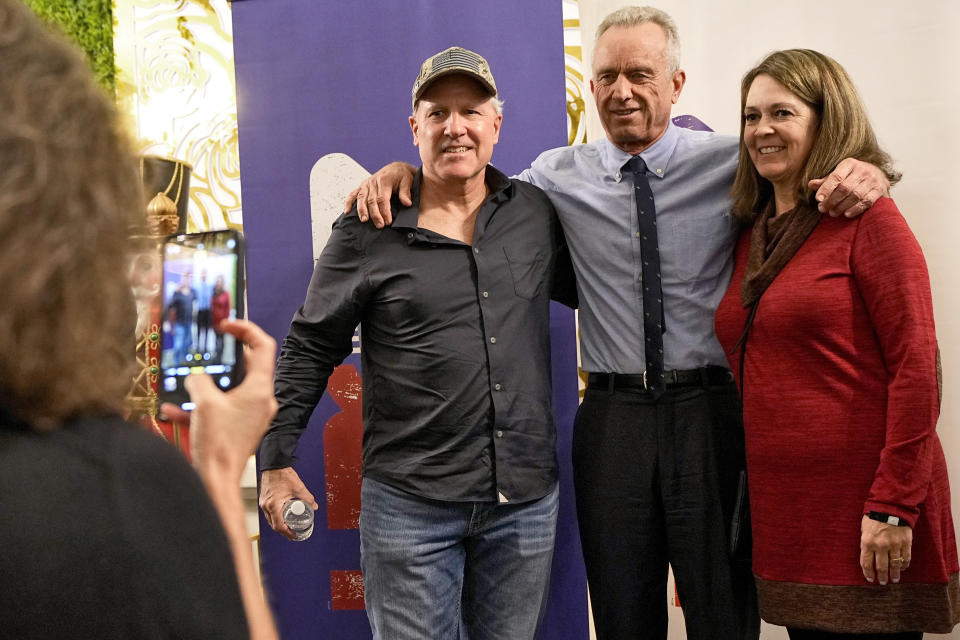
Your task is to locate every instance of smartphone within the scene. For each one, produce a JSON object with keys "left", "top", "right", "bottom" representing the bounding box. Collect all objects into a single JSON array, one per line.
[{"left": 159, "top": 230, "right": 245, "bottom": 410}]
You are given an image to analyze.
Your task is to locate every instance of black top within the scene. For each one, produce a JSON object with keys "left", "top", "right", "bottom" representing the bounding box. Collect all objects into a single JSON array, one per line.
[
  {"left": 261, "top": 166, "right": 574, "bottom": 503},
  {"left": 0, "top": 413, "right": 248, "bottom": 639},
  {"left": 168, "top": 287, "right": 196, "bottom": 326}
]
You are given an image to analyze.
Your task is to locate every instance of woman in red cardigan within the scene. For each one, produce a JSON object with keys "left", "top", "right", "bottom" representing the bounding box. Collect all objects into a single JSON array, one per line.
[
  {"left": 211, "top": 274, "right": 232, "bottom": 358},
  {"left": 715, "top": 49, "right": 959, "bottom": 639}
]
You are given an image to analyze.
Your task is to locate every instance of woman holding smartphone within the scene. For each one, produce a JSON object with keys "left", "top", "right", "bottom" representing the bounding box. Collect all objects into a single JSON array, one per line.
[{"left": 0, "top": 2, "right": 278, "bottom": 637}]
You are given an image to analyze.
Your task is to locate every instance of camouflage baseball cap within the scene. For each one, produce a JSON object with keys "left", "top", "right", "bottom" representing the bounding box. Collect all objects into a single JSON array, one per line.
[{"left": 412, "top": 46, "right": 498, "bottom": 109}]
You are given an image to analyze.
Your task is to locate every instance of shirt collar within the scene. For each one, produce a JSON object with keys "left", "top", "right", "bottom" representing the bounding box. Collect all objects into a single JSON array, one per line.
[
  {"left": 393, "top": 164, "right": 513, "bottom": 229},
  {"left": 601, "top": 120, "right": 681, "bottom": 183}
]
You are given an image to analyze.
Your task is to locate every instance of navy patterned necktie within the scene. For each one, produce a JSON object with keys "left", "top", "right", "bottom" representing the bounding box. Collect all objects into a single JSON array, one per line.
[{"left": 624, "top": 156, "right": 665, "bottom": 398}]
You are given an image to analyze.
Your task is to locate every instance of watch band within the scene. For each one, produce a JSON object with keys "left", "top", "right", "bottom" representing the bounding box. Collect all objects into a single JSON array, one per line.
[{"left": 867, "top": 510, "right": 909, "bottom": 527}]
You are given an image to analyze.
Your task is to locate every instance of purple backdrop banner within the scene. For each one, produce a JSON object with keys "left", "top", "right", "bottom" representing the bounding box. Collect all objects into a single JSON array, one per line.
[{"left": 232, "top": 1, "right": 586, "bottom": 637}]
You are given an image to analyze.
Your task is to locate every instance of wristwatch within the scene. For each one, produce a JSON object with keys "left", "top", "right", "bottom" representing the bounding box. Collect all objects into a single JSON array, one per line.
[{"left": 867, "top": 511, "right": 910, "bottom": 527}]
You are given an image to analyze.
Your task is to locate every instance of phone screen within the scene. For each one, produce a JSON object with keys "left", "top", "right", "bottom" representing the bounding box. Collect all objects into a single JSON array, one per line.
[{"left": 160, "top": 230, "right": 245, "bottom": 409}]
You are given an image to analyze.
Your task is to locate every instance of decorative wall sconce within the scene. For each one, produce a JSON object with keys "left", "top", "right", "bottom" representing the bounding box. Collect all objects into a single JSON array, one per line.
[{"left": 126, "top": 156, "right": 193, "bottom": 454}]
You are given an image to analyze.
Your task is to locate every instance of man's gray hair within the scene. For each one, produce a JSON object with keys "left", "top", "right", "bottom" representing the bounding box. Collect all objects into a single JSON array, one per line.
[{"left": 596, "top": 6, "right": 681, "bottom": 73}]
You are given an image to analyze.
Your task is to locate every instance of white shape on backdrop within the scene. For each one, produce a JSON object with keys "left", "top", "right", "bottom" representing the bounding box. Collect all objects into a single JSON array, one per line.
[
  {"left": 310, "top": 152, "right": 371, "bottom": 261},
  {"left": 309, "top": 152, "right": 371, "bottom": 355}
]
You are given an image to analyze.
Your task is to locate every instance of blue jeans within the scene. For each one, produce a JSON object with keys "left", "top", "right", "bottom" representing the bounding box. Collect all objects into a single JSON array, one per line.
[
  {"left": 172, "top": 323, "right": 192, "bottom": 364},
  {"left": 359, "top": 476, "right": 558, "bottom": 640}
]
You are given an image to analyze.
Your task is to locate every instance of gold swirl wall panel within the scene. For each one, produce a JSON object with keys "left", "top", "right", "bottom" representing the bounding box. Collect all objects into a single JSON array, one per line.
[
  {"left": 562, "top": 0, "right": 589, "bottom": 398},
  {"left": 563, "top": 0, "right": 588, "bottom": 147},
  {"left": 114, "top": 0, "right": 241, "bottom": 232}
]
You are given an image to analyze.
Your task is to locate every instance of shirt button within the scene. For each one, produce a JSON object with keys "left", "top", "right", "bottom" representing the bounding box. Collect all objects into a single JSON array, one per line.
[
  {"left": 489, "top": 336, "right": 496, "bottom": 344},
  {"left": 496, "top": 430, "right": 504, "bottom": 438},
  {"left": 473, "top": 247, "right": 480, "bottom": 254},
  {"left": 635, "top": 232, "right": 641, "bottom": 238},
  {"left": 482, "top": 291, "right": 489, "bottom": 298},
  {"left": 494, "top": 383, "right": 502, "bottom": 390}
]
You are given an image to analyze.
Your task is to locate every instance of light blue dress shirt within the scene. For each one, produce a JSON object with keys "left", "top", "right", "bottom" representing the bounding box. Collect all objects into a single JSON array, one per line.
[
  {"left": 197, "top": 280, "right": 213, "bottom": 311},
  {"left": 517, "top": 122, "right": 739, "bottom": 373}
]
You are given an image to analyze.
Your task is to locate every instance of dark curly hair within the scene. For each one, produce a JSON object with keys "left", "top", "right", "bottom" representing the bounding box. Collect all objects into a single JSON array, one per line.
[{"left": 0, "top": 0, "right": 143, "bottom": 428}]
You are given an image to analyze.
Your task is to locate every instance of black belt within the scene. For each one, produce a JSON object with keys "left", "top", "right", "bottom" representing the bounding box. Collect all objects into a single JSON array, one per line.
[{"left": 587, "top": 366, "right": 733, "bottom": 392}]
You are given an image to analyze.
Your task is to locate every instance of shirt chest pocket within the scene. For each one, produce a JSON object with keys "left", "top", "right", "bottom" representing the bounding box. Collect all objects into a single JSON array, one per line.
[
  {"left": 659, "top": 213, "right": 735, "bottom": 282},
  {"left": 503, "top": 244, "right": 548, "bottom": 300}
]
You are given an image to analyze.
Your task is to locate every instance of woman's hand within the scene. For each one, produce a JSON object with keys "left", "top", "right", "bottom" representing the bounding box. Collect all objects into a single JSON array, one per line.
[
  {"left": 161, "top": 319, "right": 278, "bottom": 481},
  {"left": 860, "top": 515, "right": 912, "bottom": 585}
]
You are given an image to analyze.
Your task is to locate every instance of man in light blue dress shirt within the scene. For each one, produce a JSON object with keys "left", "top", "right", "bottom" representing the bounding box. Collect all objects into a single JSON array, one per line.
[
  {"left": 348, "top": 6, "right": 887, "bottom": 639},
  {"left": 195, "top": 268, "right": 214, "bottom": 355},
  {"left": 516, "top": 118, "right": 739, "bottom": 380}
]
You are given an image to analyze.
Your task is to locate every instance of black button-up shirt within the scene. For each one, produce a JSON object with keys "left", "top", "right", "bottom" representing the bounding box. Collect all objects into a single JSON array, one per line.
[{"left": 260, "top": 166, "right": 573, "bottom": 503}]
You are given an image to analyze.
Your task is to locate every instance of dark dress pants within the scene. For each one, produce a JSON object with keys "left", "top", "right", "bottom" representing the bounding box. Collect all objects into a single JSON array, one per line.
[
  {"left": 196, "top": 308, "right": 212, "bottom": 353},
  {"left": 572, "top": 378, "right": 759, "bottom": 640}
]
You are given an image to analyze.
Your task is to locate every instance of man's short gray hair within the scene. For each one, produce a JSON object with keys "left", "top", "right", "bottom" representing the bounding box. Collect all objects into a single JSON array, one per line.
[{"left": 595, "top": 6, "right": 681, "bottom": 73}]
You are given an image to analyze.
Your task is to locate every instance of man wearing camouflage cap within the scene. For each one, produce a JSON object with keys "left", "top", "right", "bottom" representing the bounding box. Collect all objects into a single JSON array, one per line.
[{"left": 258, "top": 46, "right": 574, "bottom": 639}]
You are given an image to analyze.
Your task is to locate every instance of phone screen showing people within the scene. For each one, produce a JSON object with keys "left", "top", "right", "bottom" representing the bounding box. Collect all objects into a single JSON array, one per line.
[{"left": 159, "top": 230, "right": 245, "bottom": 410}]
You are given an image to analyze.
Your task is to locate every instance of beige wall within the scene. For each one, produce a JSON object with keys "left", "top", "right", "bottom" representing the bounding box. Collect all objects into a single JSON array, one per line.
[{"left": 579, "top": 1, "right": 960, "bottom": 638}]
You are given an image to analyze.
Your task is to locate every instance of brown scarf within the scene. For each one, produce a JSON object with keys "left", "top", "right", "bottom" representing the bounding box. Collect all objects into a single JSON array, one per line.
[
  {"left": 729, "top": 202, "right": 822, "bottom": 364},
  {"left": 740, "top": 202, "right": 822, "bottom": 308}
]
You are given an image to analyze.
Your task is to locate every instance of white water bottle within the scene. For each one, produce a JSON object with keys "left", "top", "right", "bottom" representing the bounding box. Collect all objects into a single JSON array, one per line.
[{"left": 282, "top": 498, "right": 314, "bottom": 541}]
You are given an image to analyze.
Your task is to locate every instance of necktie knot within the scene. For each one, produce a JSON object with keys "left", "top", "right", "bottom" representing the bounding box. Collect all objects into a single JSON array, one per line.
[{"left": 624, "top": 155, "right": 647, "bottom": 175}]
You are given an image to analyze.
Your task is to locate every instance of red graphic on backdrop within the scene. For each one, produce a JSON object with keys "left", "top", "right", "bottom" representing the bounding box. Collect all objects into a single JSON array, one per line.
[
  {"left": 324, "top": 363, "right": 365, "bottom": 609},
  {"left": 324, "top": 364, "right": 363, "bottom": 529},
  {"left": 330, "top": 570, "right": 365, "bottom": 610}
]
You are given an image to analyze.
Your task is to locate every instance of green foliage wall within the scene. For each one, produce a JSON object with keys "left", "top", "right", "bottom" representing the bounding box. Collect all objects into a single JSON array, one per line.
[{"left": 23, "top": 0, "right": 115, "bottom": 95}]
